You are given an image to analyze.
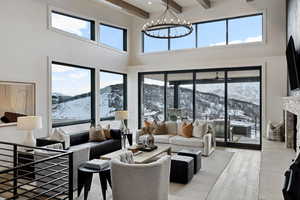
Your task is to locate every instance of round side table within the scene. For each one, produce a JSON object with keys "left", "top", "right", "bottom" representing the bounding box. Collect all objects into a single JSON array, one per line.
[{"left": 78, "top": 163, "right": 111, "bottom": 200}]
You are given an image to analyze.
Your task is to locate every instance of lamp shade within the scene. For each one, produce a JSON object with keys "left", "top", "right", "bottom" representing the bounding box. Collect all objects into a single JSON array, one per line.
[
  {"left": 17, "top": 116, "right": 42, "bottom": 131},
  {"left": 115, "top": 111, "right": 128, "bottom": 120}
]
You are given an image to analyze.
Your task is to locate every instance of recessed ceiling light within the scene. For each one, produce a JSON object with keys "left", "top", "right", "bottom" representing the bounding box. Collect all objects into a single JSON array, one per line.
[{"left": 148, "top": 1, "right": 153, "bottom": 5}]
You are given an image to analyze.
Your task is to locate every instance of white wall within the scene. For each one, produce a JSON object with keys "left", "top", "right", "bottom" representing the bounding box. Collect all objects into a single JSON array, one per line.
[
  {"left": 127, "top": 0, "right": 287, "bottom": 136},
  {"left": 0, "top": 0, "right": 288, "bottom": 144},
  {"left": 0, "top": 0, "right": 132, "bottom": 143}
]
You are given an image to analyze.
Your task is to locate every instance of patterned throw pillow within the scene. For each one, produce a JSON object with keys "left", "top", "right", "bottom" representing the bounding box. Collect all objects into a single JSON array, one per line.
[
  {"left": 152, "top": 121, "right": 167, "bottom": 135},
  {"left": 89, "top": 125, "right": 106, "bottom": 142},
  {"left": 180, "top": 122, "right": 193, "bottom": 138},
  {"left": 142, "top": 120, "right": 155, "bottom": 135}
]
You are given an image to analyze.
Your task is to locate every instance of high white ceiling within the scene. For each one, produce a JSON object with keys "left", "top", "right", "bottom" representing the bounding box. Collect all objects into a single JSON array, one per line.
[{"left": 124, "top": 0, "right": 201, "bottom": 13}]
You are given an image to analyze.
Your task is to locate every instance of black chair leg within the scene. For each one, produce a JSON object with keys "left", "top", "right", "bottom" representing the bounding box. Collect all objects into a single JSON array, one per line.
[
  {"left": 99, "top": 173, "right": 108, "bottom": 200},
  {"left": 84, "top": 173, "right": 93, "bottom": 200}
]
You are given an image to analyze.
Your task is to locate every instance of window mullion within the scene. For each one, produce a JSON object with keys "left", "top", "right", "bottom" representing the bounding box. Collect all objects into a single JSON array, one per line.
[{"left": 226, "top": 19, "right": 229, "bottom": 45}]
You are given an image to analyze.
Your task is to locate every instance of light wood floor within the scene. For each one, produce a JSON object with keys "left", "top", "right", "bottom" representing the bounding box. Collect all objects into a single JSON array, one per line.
[
  {"left": 207, "top": 139, "right": 295, "bottom": 200},
  {"left": 207, "top": 148, "right": 260, "bottom": 200}
]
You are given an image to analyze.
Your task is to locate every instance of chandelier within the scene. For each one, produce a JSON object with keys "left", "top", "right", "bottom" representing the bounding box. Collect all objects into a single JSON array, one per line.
[{"left": 142, "top": 0, "right": 193, "bottom": 39}]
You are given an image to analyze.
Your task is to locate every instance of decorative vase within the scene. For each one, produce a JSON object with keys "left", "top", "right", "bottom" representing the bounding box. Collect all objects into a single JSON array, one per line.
[
  {"left": 121, "top": 131, "right": 127, "bottom": 150},
  {"left": 146, "top": 133, "right": 155, "bottom": 147}
]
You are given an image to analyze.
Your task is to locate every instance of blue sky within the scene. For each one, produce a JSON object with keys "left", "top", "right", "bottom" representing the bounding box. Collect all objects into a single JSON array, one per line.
[
  {"left": 144, "top": 15, "right": 263, "bottom": 52},
  {"left": 100, "top": 25, "right": 124, "bottom": 51},
  {"left": 52, "top": 13, "right": 91, "bottom": 39},
  {"left": 52, "top": 64, "right": 91, "bottom": 96},
  {"left": 52, "top": 64, "right": 124, "bottom": 96}
]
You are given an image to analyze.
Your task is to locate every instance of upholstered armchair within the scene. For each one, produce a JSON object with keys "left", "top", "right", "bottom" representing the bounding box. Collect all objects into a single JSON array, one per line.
[{"left": 111, "top": 153, "right": 171, "bottom": 200}]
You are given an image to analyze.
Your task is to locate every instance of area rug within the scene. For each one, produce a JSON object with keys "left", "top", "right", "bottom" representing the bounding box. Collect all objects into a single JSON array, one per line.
[{"left": 77, "top": 150, "right": 234, "bottom": 200}]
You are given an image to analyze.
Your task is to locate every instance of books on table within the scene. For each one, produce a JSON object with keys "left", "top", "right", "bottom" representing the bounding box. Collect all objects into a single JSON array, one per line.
[{"left": 85, "top": 159, "right": 109, "bottom": 170}]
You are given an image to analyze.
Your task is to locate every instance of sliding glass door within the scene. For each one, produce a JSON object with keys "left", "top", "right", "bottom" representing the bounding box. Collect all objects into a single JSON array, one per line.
[
  {"left": 167, "top": 73, "right": 193, "bottom": 121},
  {"left": 195, "top": 71, "right": 227, "bottom": 142},
  {"left": 138, "top": 67, "right": 262, "bottom": 149},
  {"left": 227, "top": 70, "right": 261, "bottom": 145},
  {"left": 140, "top": 74, "right": 165, "bottom": 123}
]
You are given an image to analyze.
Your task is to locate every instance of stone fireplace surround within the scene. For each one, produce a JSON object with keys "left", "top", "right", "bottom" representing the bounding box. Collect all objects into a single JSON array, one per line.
[{"left": 283, "top": 95, "right": 300, "bottom": 154}]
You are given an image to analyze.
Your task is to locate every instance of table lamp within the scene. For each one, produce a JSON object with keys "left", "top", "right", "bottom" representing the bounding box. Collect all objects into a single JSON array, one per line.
[
  {"left": 17, "top": 116, "right": 42, "bottom": 147},
  {"left": 115, "top": 110, "right": 128, "bottom": 132}
]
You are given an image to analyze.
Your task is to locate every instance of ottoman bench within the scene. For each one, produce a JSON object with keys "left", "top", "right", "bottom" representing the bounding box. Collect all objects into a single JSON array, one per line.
[
  {"left": 170, "top": 155, "right": 194, "bottom": 184},
  {"left": 178, "top": 149, "right": 202, "bottom": 174}
]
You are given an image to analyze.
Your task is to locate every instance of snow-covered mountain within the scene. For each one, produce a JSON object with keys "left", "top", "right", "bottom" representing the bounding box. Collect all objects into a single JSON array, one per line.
[{"left": 52, "top": 83, "right": 260, "bottom": 124}]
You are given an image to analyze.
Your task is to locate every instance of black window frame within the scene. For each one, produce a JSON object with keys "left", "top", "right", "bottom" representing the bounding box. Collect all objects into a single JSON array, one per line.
[
  {"left": 51, "top": 61, "right": 96, "bottom": 128},
  {"left": 142, "top": 13, "right": 263, "bottom": 53},
  {"left": 51, "top": 10, "right": 96, "bottom": 41},
  {"left": 138, "top": 66, "right": 262, "bottom": 150},
  {"left": 99, "top": 23, "right": 128, "bottom": 52},
  {"left": 99, "top": 70, "right": 128, "bottom": 121}
]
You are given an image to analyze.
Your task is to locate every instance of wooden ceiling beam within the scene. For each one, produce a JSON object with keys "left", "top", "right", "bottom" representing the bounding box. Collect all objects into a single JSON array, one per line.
[
  {"left": 196, "top": 0, "right": 211, "bottom": 9},
  {"left": 161, "top": 0, "right": 182, "bottom": 14},
  {"left": 104, "top": 0, "right": 150, "bottom": 19}
]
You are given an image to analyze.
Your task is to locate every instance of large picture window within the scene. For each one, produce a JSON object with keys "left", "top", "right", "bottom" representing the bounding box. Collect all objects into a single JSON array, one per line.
[
  {"left": 99, "top": 24, "right": 127, "bottom": 51},
  {"left": 51, "top": 62, "right": 95, "bottom": 127},
  {"left": 142, "top": 14, "right": 263, "bottom": 52},
  {"left": 51, "top": 11, "right": 95, "bottom": 40},
  {"left": 138, "top": 67, "right": 262, "bottom": 149},
  {"left": 100, "top": 71, "right": 127, "bottom": 121}
]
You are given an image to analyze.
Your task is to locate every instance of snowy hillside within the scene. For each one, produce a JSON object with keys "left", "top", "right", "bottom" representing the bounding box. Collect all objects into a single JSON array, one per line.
[{"left": 52, "top": 83, "right": 259, "bottom": 125}]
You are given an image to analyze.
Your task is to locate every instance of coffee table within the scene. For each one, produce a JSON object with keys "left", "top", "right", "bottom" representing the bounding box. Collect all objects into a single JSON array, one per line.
[{"left": 100, "top": 145, "right": 172, "bottom": 164}]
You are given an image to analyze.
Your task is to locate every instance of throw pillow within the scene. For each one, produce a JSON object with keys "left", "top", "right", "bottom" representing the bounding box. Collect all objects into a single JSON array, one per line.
[
  {"left": 89, "top": 125, "right": 106, "bottom": 142},
  {"left": 142, "top": 120, "right": 155, "bottom": 135},
  {"left": 193, "top": 120, "right": 208, "bottom": 138},
  {"left": 177, "top": 121, "right": 184, "bottom": 136},
  {"left": 102, "top": 124, "right": 112, "bottom": 139},
  {"left": 165, "top": 121, "right": 177, "bottom": 135},
  {"left": 152, "top": 121, "right": 167, "bottom": 135},
  {"left": 180, "top": 122, "right": 193, "bottom": 138},
  {"left": 49, "top": 128, "right": 71, "bottom": 149}
]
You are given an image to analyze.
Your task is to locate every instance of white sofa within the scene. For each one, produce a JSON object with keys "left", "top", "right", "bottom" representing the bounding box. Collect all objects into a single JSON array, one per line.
[{"left": 137, "top": 121, "right": 216, "bottom": 156}]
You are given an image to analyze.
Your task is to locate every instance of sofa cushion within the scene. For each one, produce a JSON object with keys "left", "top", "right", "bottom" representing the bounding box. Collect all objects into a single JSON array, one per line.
[
  {"left": 170, "top": 136, "right": 204, "bottom": 148},
  {"left": 110, "top": 129, "right": 122, "bottom": 139},
  {"left": 193, "top": 120, "right": 208, "bottom": 138},
  {"left": 89, "top": 126, "right": 106, "bottom": 142},
  {"left": 69, "top": 139, "right": 121, "bottom": 160},
  {"left": 180, "top": 122, "right": 193, "bottom": 138},
  {"left": 154, "top": 135, "right": 173, "bottom": 144},
  {"left": 89, "top": 139, "right": 121, "bottom": 159},
  {"left": 50, "top": 128, "right": 71, "bottom": 149},
  {"left": 139, "top": 134, "right": 173, "bottom": 144},
  {"left": 152, "top": 121, "right": 167, "bottom": 135},
  {"left": 165, "top": 121, "right": 177, "bottom": 135},
  {"left": 177, "top": 122, "right": 184, "bottom": 136},
  {"left": 69, "top": 131, "right": 89, "bottom": 146}
]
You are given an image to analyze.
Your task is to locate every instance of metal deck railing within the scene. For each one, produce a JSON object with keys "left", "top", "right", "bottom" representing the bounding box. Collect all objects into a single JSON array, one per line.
[{"left": 0, "top": 141, "right": 73, "bottom": 200}]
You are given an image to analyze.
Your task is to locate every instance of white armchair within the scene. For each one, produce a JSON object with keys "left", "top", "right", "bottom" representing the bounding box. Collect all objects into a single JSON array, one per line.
[{"left": 111, "top": 154, "right": 171, "bottom": 200}]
